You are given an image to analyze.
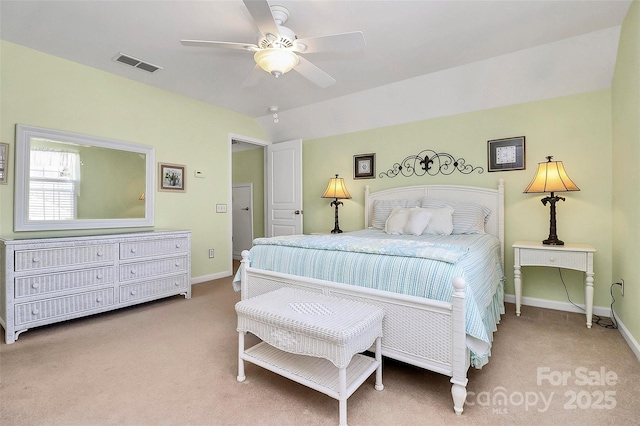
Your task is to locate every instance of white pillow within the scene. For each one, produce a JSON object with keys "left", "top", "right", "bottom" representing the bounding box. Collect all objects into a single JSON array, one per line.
[
  {"left": 385, "top": 207, "right": 434, "bottom": 236},
  {"left": 404, "top": 208, "right": 433, "bottom": 236},
  {"left": 421, "top": 207, "right": 455, "bottom": 235},
  {"left": 421, "top": 199, "right": 490, "bottom": 234},
  {"left": 372, "top": 199, "right": 419, "bottom": 229},
  {"left": 384, "top": 207, "right": 412, "bottom": 235}
]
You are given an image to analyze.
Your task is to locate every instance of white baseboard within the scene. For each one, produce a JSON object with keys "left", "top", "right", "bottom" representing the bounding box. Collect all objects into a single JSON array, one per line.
[
  {"left": 614, "top": 315, "right": 640, "bottom": 362},
  {"left": 191, "top": 271, "right": 232, "bottom": 285},
  {"left": 503, "top": 294, "right": 611, "bottom": 317},
  {"left": 504, "top": 294, "right": 640, "bottom": 362}
]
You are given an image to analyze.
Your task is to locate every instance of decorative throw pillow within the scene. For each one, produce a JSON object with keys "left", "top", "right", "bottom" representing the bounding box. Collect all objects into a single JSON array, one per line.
[
  {"left": 421, "top": 198, "right": 490, "bottom": 234},
  {"left": 385, "top": 207, "right": 434, "bottom": 235},
  {"left": 372, "top": 199, "right": 419, "bottom": 229},
  {"left": 420, "top": 207, "right": 454, "bottom": 235},
  {"left": 403, "top": 208, "right": 433, "bottom": 236},
  {"left": 384, "top": 207, "right": 411, "bottom": 235}
]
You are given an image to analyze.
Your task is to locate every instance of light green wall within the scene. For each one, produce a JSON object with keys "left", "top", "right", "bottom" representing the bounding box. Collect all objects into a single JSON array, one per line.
[
  {"left": 232, "top": 147, "right": 265, "bottom": 238},
  {"left": 612, "top": 1, "right": 640, "bottom": 342},
  {"left": 0, "top": 41, "right": 267, "bottom": 278},
  {"left": 304, "top": 90, "right": 614, "bottom": 312}
]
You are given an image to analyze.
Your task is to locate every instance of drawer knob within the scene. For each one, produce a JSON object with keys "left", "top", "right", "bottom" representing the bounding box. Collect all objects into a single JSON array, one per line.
[
  {"left": 97, "top": 251, "right": 103, "bottom": 257},
  {"left": 32, "top": 308, "right": 39, "bottom": 315},
  {"left": 32, "top": 283, "right": 40, "bottom": 289},
  {"left": 549, "top": 257, "right": 556, "bottom": 263},
  {"left": 176, "top": 243, "right": 181, "bottom": 248},
  {"left": 175, "top": 282, "right": 180, "bottom": 286},
  {"left": 96, "top": 274, "right": 103, "bottom": 280},
  {"left": 96, "top": 297, "right": 103, "bottom": 303},
  {"left": 32, "top": 257, "right": 40, "bottom": 263},
  {"left": 130, "top": 269, "right": 136, "bottom": 274},
  {"left": 130, "top": 248, "right": 137, "bottom": 253},
  {"left": 175, "top": 262, "right": 180, "bottom": 267},
  {"left": 130, "top": 290, "right": 136, "bottom": 295}
]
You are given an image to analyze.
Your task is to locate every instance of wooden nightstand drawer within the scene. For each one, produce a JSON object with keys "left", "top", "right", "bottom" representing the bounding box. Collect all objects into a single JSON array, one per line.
[{"left": 519, "top": 248, "right": 587, "bottom": 271}]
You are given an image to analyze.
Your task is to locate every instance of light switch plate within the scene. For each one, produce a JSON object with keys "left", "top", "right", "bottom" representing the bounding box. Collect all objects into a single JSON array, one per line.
[{"left": 216, "top": 204, "right": 227, "bottom": 213}]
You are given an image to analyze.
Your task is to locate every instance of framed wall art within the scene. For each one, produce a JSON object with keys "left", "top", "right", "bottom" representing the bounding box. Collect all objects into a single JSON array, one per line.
[
  {"left": 159, "top": 162, "right": 186, "bottom": 192},
  {"left": 0, "top": 143, "right": 8, "bottom": 184},
  {"left": 354, "top": 153, "right": 375, "bottom": 179},
  {"left": 488, "top": 136, "right": 525, "bottom": 172}
]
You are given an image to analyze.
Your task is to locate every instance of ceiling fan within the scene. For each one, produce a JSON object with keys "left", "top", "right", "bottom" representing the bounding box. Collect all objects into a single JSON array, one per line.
[{"left": 180, "top": 0, "right": 365, "bottom": 88}]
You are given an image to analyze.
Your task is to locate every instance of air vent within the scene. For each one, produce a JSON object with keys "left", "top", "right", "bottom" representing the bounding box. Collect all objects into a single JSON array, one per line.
[{"left": 113, "top": 53, "right": 162, "bottom": 73}]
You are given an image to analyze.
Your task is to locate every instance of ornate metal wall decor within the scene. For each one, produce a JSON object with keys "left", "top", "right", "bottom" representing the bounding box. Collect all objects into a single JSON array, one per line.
[{"left": 379, "top": 149, "right": 484, "bottom": 178}]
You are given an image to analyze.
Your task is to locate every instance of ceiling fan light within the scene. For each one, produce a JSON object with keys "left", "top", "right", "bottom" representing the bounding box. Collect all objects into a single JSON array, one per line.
[{"left": 254, "top": 48, "right": 299, "bottom": 77}]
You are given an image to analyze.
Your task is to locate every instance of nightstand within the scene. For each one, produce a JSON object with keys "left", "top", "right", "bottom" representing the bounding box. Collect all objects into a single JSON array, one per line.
[{"left": 513, "top": 241, "right": 596, "bottom": 328}]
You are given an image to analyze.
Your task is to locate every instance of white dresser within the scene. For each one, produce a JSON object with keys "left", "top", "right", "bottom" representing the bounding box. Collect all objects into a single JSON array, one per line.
[{"left": 0, "top": 230, "right": 191, "bottom": 344}]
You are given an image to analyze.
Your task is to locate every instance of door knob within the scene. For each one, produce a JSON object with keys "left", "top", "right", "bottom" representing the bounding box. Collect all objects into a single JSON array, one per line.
[
  {"left": 242, "top": 207, "right": 249, "bottom": 211},
  {"left": 294, "top": 210, "right": 303, "bottom": 215}
]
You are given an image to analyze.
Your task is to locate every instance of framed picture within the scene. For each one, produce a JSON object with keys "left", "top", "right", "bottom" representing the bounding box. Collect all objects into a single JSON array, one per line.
[
  {"left": 354, "top": 153, "right": 375, "bottom": 179},
  {"left": 487, "top": 136, "right": 525, "bottom": 172},
  {"left": 0, "top": 143, "right": 8, "bottom": 184},
  {"left": 159, "top": 162, "right": 186, "bottom": 192}
]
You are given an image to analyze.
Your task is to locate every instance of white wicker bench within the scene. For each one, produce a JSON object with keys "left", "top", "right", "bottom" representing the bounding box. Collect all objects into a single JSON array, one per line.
[{"left": 235, "top": 287, "right": 385, "bottom": 426}]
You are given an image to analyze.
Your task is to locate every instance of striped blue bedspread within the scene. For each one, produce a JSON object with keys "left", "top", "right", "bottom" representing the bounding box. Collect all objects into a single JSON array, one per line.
[{"left": 234, "top": 229, "right": 504, "bottom": 367}]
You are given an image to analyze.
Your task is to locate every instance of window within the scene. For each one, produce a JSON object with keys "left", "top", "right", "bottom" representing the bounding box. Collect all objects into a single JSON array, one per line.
[{"left": 29, "top": 149, "right": 80, "bottom": 221}]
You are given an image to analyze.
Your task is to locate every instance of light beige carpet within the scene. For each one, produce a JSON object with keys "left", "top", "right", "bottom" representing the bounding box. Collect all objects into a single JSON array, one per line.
[{"left": 1, "top": 274, "right": 638, "bottom": 425}]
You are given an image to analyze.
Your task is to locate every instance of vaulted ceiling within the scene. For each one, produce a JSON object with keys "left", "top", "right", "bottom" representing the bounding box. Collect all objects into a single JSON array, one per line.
[{"left": 1, "top": 1, "right": 632, "bottom": 142}]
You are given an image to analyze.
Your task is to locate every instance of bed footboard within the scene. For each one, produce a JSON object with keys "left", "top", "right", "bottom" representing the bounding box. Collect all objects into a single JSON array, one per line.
[{"left": 239, "top": 251, "right": 469, "bottom": 415}]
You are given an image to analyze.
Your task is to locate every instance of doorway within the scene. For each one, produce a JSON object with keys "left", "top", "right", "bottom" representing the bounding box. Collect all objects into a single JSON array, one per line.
[
  {"left": 230, "top": 135, "right": 267, "bottom": 270},
  {"left": 232, "top": 183, "right": 253, "bottom": 260}
]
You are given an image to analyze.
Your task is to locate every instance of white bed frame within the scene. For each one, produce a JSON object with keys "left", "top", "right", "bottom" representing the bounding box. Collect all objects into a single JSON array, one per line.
[{"left": 239, "top": 179, "right": 504, "bottom": 415}]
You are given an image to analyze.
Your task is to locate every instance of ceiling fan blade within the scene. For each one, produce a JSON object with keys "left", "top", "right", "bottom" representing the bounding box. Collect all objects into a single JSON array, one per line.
[
  {"left": 240, "top": 64, "right": 264, "bottom": 88},
  {"left": 180, "top": 40, "right": 258, "bottom": 51},
  {"left": 294, "top": 31, "right": 365, "bottom": 54},
  {"left": 294, "top": 56, "right": 336, "bottom": 88},
  {"left": 242, "top": 0, "right": 280, "bottom": 39}
]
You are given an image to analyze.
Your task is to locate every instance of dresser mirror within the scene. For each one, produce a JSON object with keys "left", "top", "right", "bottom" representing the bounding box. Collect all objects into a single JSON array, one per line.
[{"left": 14, "top": 124, "right": 155, "bottom": 231}]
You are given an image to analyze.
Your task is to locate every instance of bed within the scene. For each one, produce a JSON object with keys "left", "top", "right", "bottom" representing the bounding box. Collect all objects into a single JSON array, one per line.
[{"left": 234, "top": 180, "right": 505, "bottom": 415}]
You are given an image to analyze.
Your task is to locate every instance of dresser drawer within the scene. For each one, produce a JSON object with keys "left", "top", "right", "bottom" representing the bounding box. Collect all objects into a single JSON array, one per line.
[
  {"left": 14, "top": 288, "right": 115, "bottom": 325},
  {"left": 119, "top": 237, "right": 189, "bottom": 260},
  {"left": 519, "top": 248, "right": 587, "bottom": 271},
  {"left": 119, "top": 274, "right": 189, "bottom": 302},
  {"left": 14, "top": 244, "right": 116, "bottom": 272},
  {"left": 119, "top": 256, "right": 188, "bottom": 282},
  {"left": 15, "top": 267, "right": 115, "bottom": 298}
]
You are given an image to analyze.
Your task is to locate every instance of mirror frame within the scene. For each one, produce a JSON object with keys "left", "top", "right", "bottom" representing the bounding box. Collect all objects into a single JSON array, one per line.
[{"left": 15, "top": 124, "right": 155, "bottom": 231}]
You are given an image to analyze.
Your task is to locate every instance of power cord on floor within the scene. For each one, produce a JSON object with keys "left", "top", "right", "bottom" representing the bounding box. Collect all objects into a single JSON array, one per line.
[{"left": 558, "top": 268, "right": 620, "bottom": 329}]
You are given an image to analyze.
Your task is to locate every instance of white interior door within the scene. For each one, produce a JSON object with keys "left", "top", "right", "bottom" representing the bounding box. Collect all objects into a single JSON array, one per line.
[
  {"left": 267, "top": 139, "right": 303, "bottom": 236},
  {"left": 232, "top": 183, "right": 253, "bottom": 260}
]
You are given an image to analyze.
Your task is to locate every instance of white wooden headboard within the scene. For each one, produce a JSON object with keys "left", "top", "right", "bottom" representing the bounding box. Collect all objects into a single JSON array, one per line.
[{"left": 364, "top": 179, "right": 505, "bottom": 266}]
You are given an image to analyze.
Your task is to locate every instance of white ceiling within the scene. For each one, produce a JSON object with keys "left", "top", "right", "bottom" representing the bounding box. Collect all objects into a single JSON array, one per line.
[{"left": 0, "top": 1, "right": 632, "bottom": 142}]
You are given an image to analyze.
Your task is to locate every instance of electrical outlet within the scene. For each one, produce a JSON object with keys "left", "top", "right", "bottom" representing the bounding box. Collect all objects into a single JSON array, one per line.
[
  {"left": 209, "top": 249, "right": 215, "bottom": 259},
  {"left": 621, "top": 279, "right": 624, "bottom": 296}
]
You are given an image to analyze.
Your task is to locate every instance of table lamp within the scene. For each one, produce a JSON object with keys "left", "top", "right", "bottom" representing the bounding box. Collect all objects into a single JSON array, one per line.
[
  {"left": 523, "top": 156, "right": 580, "bottom": 245},
  {"left": 321, "top": 174, "right": 351, "bottom": 233}
]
